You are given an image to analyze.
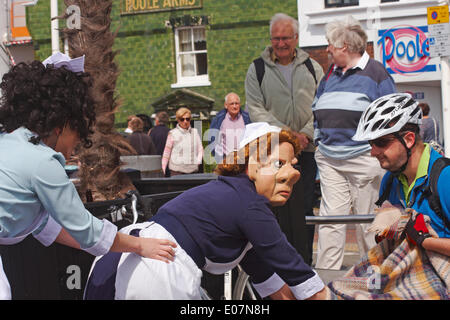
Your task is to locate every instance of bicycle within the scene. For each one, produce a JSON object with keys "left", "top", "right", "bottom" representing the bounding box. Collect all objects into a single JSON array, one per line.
[{"left": 229, "top": 214, "right": 376, "bottom": 300}]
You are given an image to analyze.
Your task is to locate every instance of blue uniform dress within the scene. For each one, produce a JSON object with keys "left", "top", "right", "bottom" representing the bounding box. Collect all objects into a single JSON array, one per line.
[
  {"left": 85, "top": 174, "right": 324, "bottom": 300},
  {"left": 379, "top": 146, "right": 450, "bottom": 238},
  {"left": 0, "top": 127, "right": 117, "bottom": 251},
  {"left": 0, "top": 127, "right": 118, "bottom": 299}
]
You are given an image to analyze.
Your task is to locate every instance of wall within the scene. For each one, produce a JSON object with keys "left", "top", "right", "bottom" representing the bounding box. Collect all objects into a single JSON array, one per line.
[
  {"left": 303, "top": 43, "right": 374, "bottom": 74},
  {"left": 1, "top": 1, "right": 35, "bottom": 88},
  {"left": 0, "top": 0, "right": 11, "bottom": 81},
  {"left": 397, "top": 83, "right": 443, "bottom": 142},
  {"left": 299, "top": 0, "right": 442, "bottom": 46},
  {"left": 298, "top": 0, "right": 444, "bottom": 83},
  {"left": 298, "top": 0, "right": 446, "bottom": 145},
  {"left": 26, "top": 0, "right": 65, "bottom": 59}
]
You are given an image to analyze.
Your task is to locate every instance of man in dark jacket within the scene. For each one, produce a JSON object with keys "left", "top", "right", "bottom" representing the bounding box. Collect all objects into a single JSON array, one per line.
[
  {"left": 208, "top": 92, "right": 251, "bottom": 162},
  {"left": 150, "top": 111, "right": 170, "bottom": 156}
]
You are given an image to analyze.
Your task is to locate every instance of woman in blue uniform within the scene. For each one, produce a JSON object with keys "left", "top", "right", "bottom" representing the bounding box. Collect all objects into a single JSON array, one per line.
[
  {"left": 85, "top": 122, "right": 327, "bottom": 300},
  {"left": 0, "top": 54, "right": 176, "bottom": 299}
]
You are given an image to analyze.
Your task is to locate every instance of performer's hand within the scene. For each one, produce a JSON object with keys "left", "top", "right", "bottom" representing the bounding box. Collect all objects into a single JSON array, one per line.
[
  {"left": 139, "top": 238, "right": 177, "bottom": 263},
  {"left": 405, "top": 213, "right": 431, "bottom": 248}
]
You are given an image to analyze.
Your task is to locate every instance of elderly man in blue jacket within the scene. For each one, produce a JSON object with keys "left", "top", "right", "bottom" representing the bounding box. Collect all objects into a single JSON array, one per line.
[{"left": 208, "top": 92, "right": 251, "bottom": 162}]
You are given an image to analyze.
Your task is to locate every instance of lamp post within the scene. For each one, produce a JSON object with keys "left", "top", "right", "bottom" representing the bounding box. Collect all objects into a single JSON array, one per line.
[{"left": 50, "top": 0, "right": 59, "bottom": 53}]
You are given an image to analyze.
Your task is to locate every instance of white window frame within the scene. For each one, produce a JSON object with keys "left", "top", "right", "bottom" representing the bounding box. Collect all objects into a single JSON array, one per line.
[
  {"left": 171, "top": 25, "right": 211, "bottom": 88},
  {"left": 324, "top": 0, "right": 359, "bottom": 8}
]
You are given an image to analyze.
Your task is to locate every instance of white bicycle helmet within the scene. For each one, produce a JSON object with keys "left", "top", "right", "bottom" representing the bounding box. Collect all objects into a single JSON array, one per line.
[{"left": 353, "top": 93, "right": 422, "bottom": 141}]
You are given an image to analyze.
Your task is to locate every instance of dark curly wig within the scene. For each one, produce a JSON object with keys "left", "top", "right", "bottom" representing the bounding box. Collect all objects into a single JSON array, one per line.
[{"left": 0, "top": 60, "right": 96, "bottom": 147}]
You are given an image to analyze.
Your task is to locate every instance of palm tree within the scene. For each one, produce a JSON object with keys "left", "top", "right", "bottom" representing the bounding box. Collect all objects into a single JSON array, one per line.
[{"left": 60, "top": 0, "right": 137, "bottom": 201}]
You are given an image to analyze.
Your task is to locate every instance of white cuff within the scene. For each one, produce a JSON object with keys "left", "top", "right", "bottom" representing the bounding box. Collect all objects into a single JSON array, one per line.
[
  {"left": 251, "top": 273, "right": 285, "bottom": 298},
  {"left": 83, "top": 219, "right": 117, "bottom": 256},
  {"left": 289, "top": 271, "right": 325, "bottom": 300},
  {"left": 33, "top": 216, "right": 62, "bottom": 247}
]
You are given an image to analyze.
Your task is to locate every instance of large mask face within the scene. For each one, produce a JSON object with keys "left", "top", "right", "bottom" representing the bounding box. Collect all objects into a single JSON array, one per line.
[{"left": 247, "top": 142, "right": 300, "bottom": 206}]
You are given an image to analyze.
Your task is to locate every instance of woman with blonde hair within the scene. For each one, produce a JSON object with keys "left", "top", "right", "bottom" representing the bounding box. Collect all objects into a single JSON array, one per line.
[
  {"left": 85, "top": 122, "right": 327, "bottom": 300},
  {"left": 161, "top": 107, "right": 203, "bottom": 176}
]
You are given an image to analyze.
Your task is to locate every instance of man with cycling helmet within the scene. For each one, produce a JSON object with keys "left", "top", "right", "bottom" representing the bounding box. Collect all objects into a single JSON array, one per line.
[{"left": 353, "top": 93, "right": 449, "bottom": 256}]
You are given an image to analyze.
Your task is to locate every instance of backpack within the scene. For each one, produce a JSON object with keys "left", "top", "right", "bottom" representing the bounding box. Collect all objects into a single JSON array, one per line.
[
  {"left": 376, "top": 157, "right": 450, "bottom": 232},
  {"left": 253, "top": 57, "right": 318, "bottom": 87}
]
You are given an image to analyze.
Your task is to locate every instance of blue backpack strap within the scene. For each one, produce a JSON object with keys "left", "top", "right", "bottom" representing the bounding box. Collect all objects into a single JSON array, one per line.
[{"left": 84, "top": 228, "right": 141, "bottom": 300}]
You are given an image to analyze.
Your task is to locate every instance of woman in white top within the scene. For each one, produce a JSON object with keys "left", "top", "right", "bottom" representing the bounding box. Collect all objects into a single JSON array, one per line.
[
  {"left": 161, "top": 107, "right": 203, "bottom": 176},
  {"left": 0, "top": 53, "right": 176, "bottom": 299}
]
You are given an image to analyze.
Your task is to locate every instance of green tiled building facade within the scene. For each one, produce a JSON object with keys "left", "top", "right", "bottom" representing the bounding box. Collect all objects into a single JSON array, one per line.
[{"left": 26, "top": 0, "right": 298, "bottom": 125}]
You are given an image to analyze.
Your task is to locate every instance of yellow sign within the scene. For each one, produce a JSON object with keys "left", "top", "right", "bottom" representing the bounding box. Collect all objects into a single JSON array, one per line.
[
  {"left": 121, "top": 0, "right": 202, "bottom": 15},
  {"left": 427, "top": 5, "right": 449, "bottom": 25}
]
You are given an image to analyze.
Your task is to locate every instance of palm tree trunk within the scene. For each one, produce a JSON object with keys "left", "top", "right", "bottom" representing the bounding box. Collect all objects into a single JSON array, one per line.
[{"left": 60, "top": 0, "right": 138, "bottom": 201}]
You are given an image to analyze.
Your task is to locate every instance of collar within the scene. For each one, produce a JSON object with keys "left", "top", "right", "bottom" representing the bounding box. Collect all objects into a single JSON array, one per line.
[
  {"left": 353, "top": 51, "right": 370, "bottom": 70},
  {"left": 270, "top": 47, "right": 297, "bottom": 63},
  {"left": 13, "top": 127, "right": 67, "bottom": 166},
  {"left": 333, "top": 51, "right": 369, "bottom": 72},
  {"left": 226, "top": 111, "right": 241, "bottom": 121},
  {"left": 176, "top": 123, "right": 191, "bottom": 133},
  {"left": 398, "top": 144, "right": 430, "bottom": 204}
]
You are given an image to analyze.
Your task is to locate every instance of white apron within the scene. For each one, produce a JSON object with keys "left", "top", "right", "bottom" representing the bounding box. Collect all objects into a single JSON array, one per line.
[{"left": 89, "top": 221, "right": 204, "bottom": 300}]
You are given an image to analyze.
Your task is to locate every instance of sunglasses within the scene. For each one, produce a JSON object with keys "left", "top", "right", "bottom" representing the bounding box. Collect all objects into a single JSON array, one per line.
[
  {"left": 369, "top": 136, "right": 396, "bottom": 148},
  {"left": 179, "top": 117, "right": 191, "bottom": 122},
  {"left": 369, "top": 132, "right": 409, "bottom": 148}
]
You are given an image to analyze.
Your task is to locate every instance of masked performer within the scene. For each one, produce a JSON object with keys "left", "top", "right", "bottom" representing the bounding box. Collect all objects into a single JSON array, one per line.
[{"left": 85, "top": 122, "right": 326, "bottom": 300}]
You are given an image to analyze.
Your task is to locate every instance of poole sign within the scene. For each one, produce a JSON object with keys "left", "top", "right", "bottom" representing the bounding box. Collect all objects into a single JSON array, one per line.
[{"left": 377, "top": 25, "right": 436, "bottom": 76}]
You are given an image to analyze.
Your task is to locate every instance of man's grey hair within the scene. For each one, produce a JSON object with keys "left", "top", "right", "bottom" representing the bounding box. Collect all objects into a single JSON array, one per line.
[
  {"left": 225, "top": 92, "right": 240, "bottom": 103},
  {"left": 270, "top": 13, "right": 299, "bottom": 36},
  {"left": 325, "top": 15, "right": 367, "bottom": 55}
]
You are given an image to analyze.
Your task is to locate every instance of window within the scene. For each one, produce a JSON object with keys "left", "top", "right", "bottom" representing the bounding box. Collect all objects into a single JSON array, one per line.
[
  {"left": 10, "top": 0, "right": 32, "bottom": 40},
  {"left": 325, "top": 0, "right": 359, "bottom": 8},
  {"left": 172, "top": 26, "right": 210, "bottom": 88}
]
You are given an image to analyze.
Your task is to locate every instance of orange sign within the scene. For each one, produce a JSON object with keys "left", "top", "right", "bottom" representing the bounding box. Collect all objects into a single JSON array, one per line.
[{"left": 427, "top": 5, "right": 449, "bottom": 25}]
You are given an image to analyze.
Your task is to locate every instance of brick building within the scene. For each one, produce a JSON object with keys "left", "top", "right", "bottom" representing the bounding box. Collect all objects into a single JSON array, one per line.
[{"left": 25, "top": 0, "right": 303, "bottom": 126}]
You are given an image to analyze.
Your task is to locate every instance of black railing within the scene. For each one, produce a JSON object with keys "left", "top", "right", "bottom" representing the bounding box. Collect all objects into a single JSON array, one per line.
[{"left": 305, "top": 215, "right": 375, "bottom": 225}]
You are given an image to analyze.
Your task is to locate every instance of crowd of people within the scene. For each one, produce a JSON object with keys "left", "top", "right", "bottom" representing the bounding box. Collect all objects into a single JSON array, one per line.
[{"left": 0, "top": 12, "right": 448, "bottom": 301}]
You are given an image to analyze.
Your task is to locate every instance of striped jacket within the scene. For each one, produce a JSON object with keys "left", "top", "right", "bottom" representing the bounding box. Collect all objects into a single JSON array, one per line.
[{"left": 312, "top": 52, "right": 396, "bottom": 160}]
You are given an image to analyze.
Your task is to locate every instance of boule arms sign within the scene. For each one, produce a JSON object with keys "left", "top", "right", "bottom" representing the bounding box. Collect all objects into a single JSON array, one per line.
[{"left": 121, "top": 0, "right": 202, "bottom": 15}]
